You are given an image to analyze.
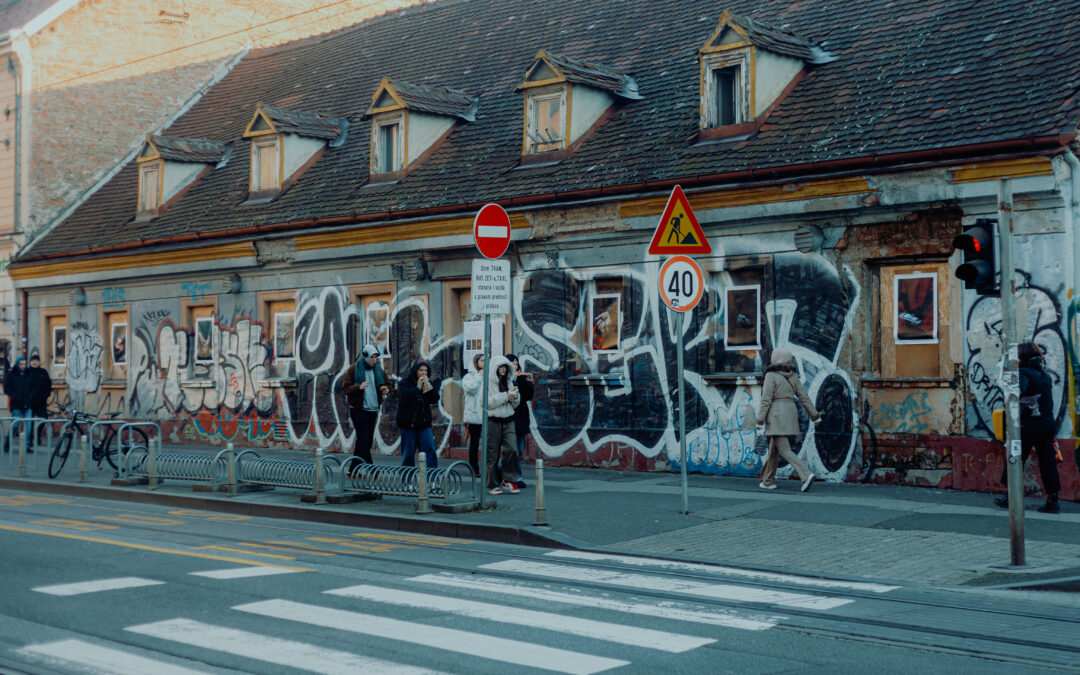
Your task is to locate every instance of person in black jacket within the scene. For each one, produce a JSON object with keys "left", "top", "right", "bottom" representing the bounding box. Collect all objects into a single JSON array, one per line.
[
  {"left": 396, "top": 359, "right": 440, "bottom": 468},
  {"left": 505, "top": 354, "right": 534, "bottom": 489},
  {"left": 994, "top": 342, "right": 1062, "bottom": 514},
  {"left": 27, "top": 355, "right": 52, "bottom": 419},
  {"left": 4, "top": 356, "right": 33, "bottom": 453},
  {"left": 341, "top": 345, "right": 389, "bottom": 464}
]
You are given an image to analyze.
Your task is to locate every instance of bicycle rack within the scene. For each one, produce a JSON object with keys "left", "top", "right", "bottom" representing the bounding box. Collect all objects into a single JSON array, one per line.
[
  {"left": 1, "top": 416, "right": 57, "bottom": 476},
  {"left": 89, "top": 419, "right": 132, "bottom": 465},
  {"left": 114, "top": 422, "right": 161, "bottom": 479},
  {"left": 337, "top": 457, "right": 476, "bottom": 508}
]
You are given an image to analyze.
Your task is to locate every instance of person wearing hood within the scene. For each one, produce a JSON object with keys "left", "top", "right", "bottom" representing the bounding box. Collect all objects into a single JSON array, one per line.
[
  {"left": 4, "top": 356, "right": 33, "bottom": 453},
  {"left": 27, "top": 354, "right": 52, "bottom": 420},
  {"left": 341, "top": 345, "right": 389, "bottom": 464},
  {"left": 484, "top": 355, "right": 521, "bottom": 495},
  {"left": 461, "top": 353, "right": 484, "bottom": 477},
  {"left": 994, "top": 342, "right": 1061, "bottom": 514},
  {"left": 396, "top": 359, "right": 440, "bottom": 468},
  {"left": 756, "top": 348, "right": 820, "bottom": 491},
  {"left": 505, "top": 353, "right": 534, "bottom": 488}
]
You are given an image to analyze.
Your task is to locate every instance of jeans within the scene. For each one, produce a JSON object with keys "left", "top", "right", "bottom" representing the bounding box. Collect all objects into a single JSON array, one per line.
[
  {"left": 400, "top": 427, "right": 437, "bottom": 469},
  {"left": 467, "top": 423, "right": 482, "bottom": 475},
  {"left": 11, "top": 408, "right": 32, "bottom": 451},
  {"left": 349, "top": 408, "right": 378, "bottom": 464}
]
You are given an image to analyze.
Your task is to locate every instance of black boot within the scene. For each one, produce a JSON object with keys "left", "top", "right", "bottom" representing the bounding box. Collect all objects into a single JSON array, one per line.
[
  {"left": 993, "top": 495, "right": 1009, "bottom": 508},
  {"left": 1037, "top": 493, "right": 1060, "bottom": 514}
]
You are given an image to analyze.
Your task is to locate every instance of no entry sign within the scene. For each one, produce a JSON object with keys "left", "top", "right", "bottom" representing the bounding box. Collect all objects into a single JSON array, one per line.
[
  {"left": 473, "top": 203, "right": 512, "bottom": 259},
  {"left": 658, "top": 255, "right": 704, "bottom": 312}
]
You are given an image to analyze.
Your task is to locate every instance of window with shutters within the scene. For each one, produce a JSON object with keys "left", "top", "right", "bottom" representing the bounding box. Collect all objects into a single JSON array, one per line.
[
  {"left": 525, "top": 87, "right": 566, "bottom": 154},
  {"left": 138, "top": 161, "right": 162, "bottom": 213},
  {"left": 371, "top": 115, "right": 404, "bottom": 175},
  {"left": 701, "top": 50, "right": 749, "bottom": 129},
  {"left": 250, "top": 136, "right": 280, "bottom": 193}
]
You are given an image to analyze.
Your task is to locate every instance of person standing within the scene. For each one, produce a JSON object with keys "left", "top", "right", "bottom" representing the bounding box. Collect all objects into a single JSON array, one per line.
[
  {"left": 396, "top": 359, "right": 440, "bottom": 469},
  {"left": 505, "top": 353, "right": 534, "bottom": 488},
  {"left": 994, "top": 342, "right": 1062, "bottom": 514},
  {"left": 756, "top": 348, "right": 820, "bottom": 491},
  {"left": 4, "top": 357, "right": 33, "bottom": 453},
  {"left": 461, "top": 354, "right": 484, "bottom": 477},
  {"left": 484, "top": 355, "right": 520, "bottom": 495},
  {"left": 341, "top": 345, "right": 389, "bottom": 464},
  {"left": 27, "top": 355, "right": 52, "bottom": 446}
]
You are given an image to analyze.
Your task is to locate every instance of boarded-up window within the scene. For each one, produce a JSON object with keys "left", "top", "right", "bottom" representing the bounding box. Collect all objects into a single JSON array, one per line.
[
  {"left": 251, "top": 138, "right": 279, "bottom": 191},
  {"left": 106, "top": 311, "right": 129, "bottom": 380},
  {"left": 880, "top": 263, "right": 952, "bottom": 378},
  {"left": 138, "top": 162, "right": 161, "bottom": 211}
]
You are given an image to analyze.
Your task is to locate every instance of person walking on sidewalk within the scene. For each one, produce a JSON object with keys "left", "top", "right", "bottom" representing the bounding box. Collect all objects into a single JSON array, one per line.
[
  {"left": 757, "top": 348, "right": 821, "bottom": 491},
  {"left": 27, "top": 354, "right": 52, "bottom": 446},
  {"left": 506, "top": 353, "right": 534, "bottom": 489},
  {"left": 4, "top": 356, "right": 33, "bottom": 453},
  {"left": 396, "top": 359, "right": 440, "bottom": 469},
  {"left": 485, "top": 355, "right": 521, "bottom": 495},
  {"left": 461, "top": 353, "right": 484, "bottom": 477},
  {"left": 994, "top": 342, "right": 1062, "bottom": 514},
  {"left": 342, "top": 345, "right": 389, "bottom": 464}
]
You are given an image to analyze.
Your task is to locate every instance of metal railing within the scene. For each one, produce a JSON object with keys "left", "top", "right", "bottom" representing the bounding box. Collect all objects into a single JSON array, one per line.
[
  {"left": 235, "top": 447, "right": 342, "bottom": 504},
  {"left": 1, "top": 416, "right": 59, "bottom": 476},
  {"left": 114, "top": 422, "right": 161, "bottom": 479}
]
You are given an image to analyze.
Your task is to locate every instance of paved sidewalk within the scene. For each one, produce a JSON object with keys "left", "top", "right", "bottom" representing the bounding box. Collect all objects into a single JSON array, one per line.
[{"left": 3, "top": 443, "right": 1079, "bottom": 590}]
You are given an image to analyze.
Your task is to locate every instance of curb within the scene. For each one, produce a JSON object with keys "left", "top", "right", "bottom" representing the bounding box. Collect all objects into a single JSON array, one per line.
[{"left": 0, "top": 477, "right": 581, "bottom": 551}]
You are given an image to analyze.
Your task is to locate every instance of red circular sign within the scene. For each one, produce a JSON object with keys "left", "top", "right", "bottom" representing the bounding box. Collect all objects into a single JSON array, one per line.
[{"left": 473, "top": 203, "right": 511, "bottom": 259}]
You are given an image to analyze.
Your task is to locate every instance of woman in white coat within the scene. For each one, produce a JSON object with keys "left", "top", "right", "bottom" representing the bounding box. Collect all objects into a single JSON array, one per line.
[
  {"left": 461, "top": 354, "right": 484, "bottom": 477},
  {"left": 756, "top": 348, "right": 821, "bottom": 491},
  {"left": 484, "top": 355, "right": 520, "bottom": 495}
]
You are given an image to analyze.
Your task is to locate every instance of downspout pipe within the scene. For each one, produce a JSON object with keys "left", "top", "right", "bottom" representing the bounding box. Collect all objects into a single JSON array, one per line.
[
  {"left": 7, "top": 53, "right": 19, "bottom": 237},
  {"left": 1062, "top": 149, "right": 1080, "bottom": 436}
]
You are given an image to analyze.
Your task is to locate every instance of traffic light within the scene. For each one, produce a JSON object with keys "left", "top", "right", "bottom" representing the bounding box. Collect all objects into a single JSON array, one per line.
[{"left": 953, "top": 218, "right": 997, "bottom": 294}]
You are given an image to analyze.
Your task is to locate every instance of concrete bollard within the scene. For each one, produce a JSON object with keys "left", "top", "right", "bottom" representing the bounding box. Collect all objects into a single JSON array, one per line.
[
  {"left": 226, "top": 442, "right": 237, "bottom": 495},
  {"left": 148, "top": 435, "right": 159, "bottom": 490},
  {"left": 534, "top": 458, "right": 548, "bottom": 526},
  {"left": 79, "top": 435, "right": 88, "bottom": 483},
  {"left": 415, "top": 453, "right": 433, "bottom": 514},
  {"left": 314, "top": 447, "right": 326, "bottom": 504}
]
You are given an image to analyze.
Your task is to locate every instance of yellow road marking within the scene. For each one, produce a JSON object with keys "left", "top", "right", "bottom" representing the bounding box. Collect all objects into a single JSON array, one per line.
[
  {"left": 94, "top": 514, "right": 186, "bottom": 526},
  {"left": 168, "top": 510, "right": 251, "bottom": 522},
  {"left": 308, "top": 536, "right": 416, "bottom": 553},
  {"left": 31, "top": 519, "right": 118, "bottom": 531},
  {"left": 351, "top": 532, "right": 463, "bottom": 546},
  {"left": 0, "top": 523, "right": 313, "bottom": 571},
  {"left": 195, "top": 545, "right": 296, "bottom": 560},
  {"left": 0, "top": 495, "right": 73, "bottom": 507},
  {"left": 237, "top": 542, "right": 337, "bottom": 557}
]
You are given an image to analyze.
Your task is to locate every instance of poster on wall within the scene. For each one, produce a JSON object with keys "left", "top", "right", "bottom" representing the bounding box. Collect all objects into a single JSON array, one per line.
[
  {"left": 724, "top": 285, "right": 761, "bottom": 349},
  {"left": 590, "top": 293, "right": 621, "bottom": 354},
  {"left": 273, "top": 312, "right": 295, "bottom": 359},
  {"left": 195, "top": 317, "right": 214, "bottom": 363},
  {"left": 52, "top": 326, "right": 67, "bottom": 366},
  {"left": 111, "top": 323, "right": 127, "bottom": 366},
  {"left": 364, "top": 300, "right": 391, "bottom": 358},
  {"left": 463, "top": 319, "right": 504, "bottom": 370},
  {"left": 894, "top": 272, "right": 938, "bottom": 344}
]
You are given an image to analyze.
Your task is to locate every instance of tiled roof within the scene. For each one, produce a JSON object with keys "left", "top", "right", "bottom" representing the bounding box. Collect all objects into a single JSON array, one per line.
[
  {"left": 529, "top": 51, "right": 641, "bottom": 100},
  {"left": 371, "top": 79, "right": 477, "bottom": 120},
  {"left": 257, "top": 103, "right": 344, "bottom": 140},
  {"left": 148, "top": 134, "right": 228, "bottom": 163},
  {"left": 22, "top": 0, "right": 1080, "bottom": 260},
  {"left": 0, "top": 0, "right": 60, "bottom": 34},
  {"left": 726, "top": 12, "right": 814, "bottom": 62}
]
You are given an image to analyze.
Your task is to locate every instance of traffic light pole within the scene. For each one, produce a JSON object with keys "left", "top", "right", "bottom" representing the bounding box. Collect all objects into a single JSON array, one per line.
[{"left": 998, "top": 178, "right": 1025, "bottom": 567}]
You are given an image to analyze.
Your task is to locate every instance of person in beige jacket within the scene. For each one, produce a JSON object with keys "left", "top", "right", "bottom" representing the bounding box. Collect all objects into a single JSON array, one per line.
[{"left": 756, "top": 348, "right": 821, "bottom": 491}]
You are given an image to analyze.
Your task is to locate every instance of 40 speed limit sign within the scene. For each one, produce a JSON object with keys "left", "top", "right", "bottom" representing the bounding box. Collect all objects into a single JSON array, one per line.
[{"left": 658, "top": 255, "right": 704, "bottom": 312}]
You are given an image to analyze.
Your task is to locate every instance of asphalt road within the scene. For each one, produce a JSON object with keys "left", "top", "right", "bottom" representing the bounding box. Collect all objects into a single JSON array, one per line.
[{"left": 1, "top": 488, "right": 1078, "bottom": 674}]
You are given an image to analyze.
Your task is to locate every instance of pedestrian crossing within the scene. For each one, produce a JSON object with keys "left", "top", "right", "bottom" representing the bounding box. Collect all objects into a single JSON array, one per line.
[{"left": 15, "top": 551, "right": 875, "bottom": 674}]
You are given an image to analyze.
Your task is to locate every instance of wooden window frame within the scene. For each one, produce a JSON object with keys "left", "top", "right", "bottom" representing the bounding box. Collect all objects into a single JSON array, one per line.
[
  {"left": 370, "top": 113, "right": 405, "bottom": 175},
  {"left": 39, "top": 307, "right": 69, "bottom": 382},
  {"left": 524, "top": 85, "right": 568, "bottom": 155},
  {"left": 879, "top": 263, "right": 953, "bottom": 379},
  {"left": 257, "top": 290, "right": 297, "bottom": 382},
  {"left": 137, "top": 159, "right": 163, "bottom": 213},
  {"left": 701, "top": 49, "right": 750, "bottom": 129},
  {"left": 98, "top": 306, "right": 130, "bottom": 385},
  {"left": 249, "top": 135, "right": 282, "bottom": 193},
  {"left": 181, "top": 295, "right": 218, "bottom": 381}
]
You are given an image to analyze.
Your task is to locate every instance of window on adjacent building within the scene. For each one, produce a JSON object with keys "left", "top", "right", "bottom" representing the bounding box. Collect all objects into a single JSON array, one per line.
[
  {"left": 710, "top": 66, "right": 740, "bottom": 127},
  {"left": 372, "top": 116, "right": 403, "bottom": 174},
  {"left": 879, "top": 263, "right": 952, "bottom": 378},
  {"left": 138, "top": 161, "right": 161, "bottom": 212},
  {"left": 526, "top": 89, "right": 565, "bottom": 153},
  {"left": 250, "top": 137, "right": 280, "bottom": 192}
]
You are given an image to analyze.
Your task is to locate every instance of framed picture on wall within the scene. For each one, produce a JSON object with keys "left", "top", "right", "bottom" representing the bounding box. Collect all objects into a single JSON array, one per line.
[
  {"left": 52, "top": 325, "right": 67, "bottom": 366},
  {"left": 724, "top": 285, "right": 761, "bottom": 349},
  {"left": 273, "top": 312, "right": 295, "bottom": 360},
  {"left": 463, "top": 319, "right": 504, "bottom": 370},
  {"left": 590, "top": 293, "right": 621, "bottom": 354},
  {"left": 195, "top": 317, "right": 214, "bottom": 363},
  {"left": 894, "top": 272, "right": 938, "bottom": 344},
  {"left": 364, "top": 300, "right": 391, "bottom": 358},
  {"left": 111, "top": 323, "right": 127, "bottom": 366}
]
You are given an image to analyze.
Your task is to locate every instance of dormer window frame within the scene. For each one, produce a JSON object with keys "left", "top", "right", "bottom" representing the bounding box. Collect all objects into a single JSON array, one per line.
[
  {"left": 523, "top": 84, "right": 568, "bottom": 155},
  {"left": 701, "top": 48, "right": 751, "bottom": 131},
  {"left": 248, "top": 133, "right": 282, "bottom": 194},
  {"left": 136, "top": 156, "right": 163, "bottom": 215},
  {"left": 370, "top": 111, "right": 406, "bottom": 176}
]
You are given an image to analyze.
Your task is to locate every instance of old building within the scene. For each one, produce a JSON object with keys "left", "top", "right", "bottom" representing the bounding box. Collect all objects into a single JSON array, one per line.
[{"left": 10, "top": 0, "right": 1080, "bottom": 499}]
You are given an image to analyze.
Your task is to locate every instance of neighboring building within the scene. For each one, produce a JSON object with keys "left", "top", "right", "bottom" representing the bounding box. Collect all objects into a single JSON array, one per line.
[
  {"left": 9, "top": 0, "right": 1080, "bottom": 500},
  {"left": 0, "top": 0, "right": 427, "bottom": 374}
]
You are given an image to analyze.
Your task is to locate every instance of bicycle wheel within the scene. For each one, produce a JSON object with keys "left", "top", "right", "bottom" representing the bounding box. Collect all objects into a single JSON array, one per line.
[
  {"left": 103, "top": 427, "right": 149, "bottom": 470},
  {"left": 48, "top": 434, "right": 73, "bottom": 479}
]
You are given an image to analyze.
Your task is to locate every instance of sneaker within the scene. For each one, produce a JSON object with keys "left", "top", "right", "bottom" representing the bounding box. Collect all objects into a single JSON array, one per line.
[
  {"left": 501, "top": 481, "right": 520, "bottom": 494},
  {"left": 993, "top": 495, "right": 1009, "bottom": 509},
  {"left": 801, "top": 473, "right": 815, "bottom": 492},
  {"left": 515, "top": 480, "right": 527, "bottom": 489},
  {"left": 488, "top": 487, "right": 503, "bottom": 495},
  {"left": 758, "top": 482, "right": 777, "bottom": 490}
]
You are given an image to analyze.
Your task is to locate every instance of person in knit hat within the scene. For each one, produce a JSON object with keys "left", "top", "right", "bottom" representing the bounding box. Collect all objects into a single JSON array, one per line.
[
  {"left": 4, "top": 356, "right": 33, "bottom": 453},
  {"left": 341, "top": 344, "right": 389, "bottom": 464},
  {"left": 756, "top": 348, "right": 820, "bottom": 492}
]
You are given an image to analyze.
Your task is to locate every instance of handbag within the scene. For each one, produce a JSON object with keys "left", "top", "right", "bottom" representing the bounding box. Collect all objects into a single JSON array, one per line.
[{"left": 753, "top": 433, "right": 769, "bottom": 456}]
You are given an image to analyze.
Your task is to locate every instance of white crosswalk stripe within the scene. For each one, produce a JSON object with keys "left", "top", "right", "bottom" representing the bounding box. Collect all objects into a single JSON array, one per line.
[
  {"left": 234, "top": 598, "right": 630, "bottom": 675},
  {"left": 189, "top": 566, "right": 299, "bottom": 579},
  {"left": 410, "top": 571, "right": 782, "bottom": 630},
  {"left": 327, "top": 584, "right": 716, "bottom": 652},
  {"left": 16, "top": 639, "right": 209, "bottom": 675},
  {"left": 545, "top": 550, "right": 900, "bottom": 593},
  {"left": 480, "top": 559, "right": 854, "bottom": 610},
  {"left": 33, "top": 577, "right": 164, "bottom": 596},
  {"left": 125, "top": 618, "right": 439, "bottom": 674}
]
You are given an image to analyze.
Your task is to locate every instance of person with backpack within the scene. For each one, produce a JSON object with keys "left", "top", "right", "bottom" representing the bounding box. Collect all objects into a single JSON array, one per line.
[
  {"left": 396, "top": 359, "right": 440, "bottom": 469},
  {"left": 484, "top": 355, "right": 521, "bottom": 495},
  {"left": 341, "top": 345, "right": 389, "bottom": 464},
  {"left": 994, "top": 342, "right": 1062, "bottom": 514}
]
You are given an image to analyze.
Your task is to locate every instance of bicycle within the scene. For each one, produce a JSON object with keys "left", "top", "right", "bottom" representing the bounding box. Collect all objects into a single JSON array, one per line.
[{"left": 48, "top": 407, "right": 149, "bottom": 479}]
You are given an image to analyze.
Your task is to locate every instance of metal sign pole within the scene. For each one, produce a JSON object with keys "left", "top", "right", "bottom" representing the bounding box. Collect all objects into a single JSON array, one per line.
[
  {"left": 677, "top": 310, "right": 688, "bottom": 514},
  {"left": 479, "top": 313, "right": 492, "bottom": 509},
  {"left": 998, "top": 178, "right": 1025, "bottom": 566}
]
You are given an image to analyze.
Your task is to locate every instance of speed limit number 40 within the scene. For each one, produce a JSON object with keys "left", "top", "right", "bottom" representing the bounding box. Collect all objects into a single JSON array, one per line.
[{"left": 659, "top": 255, "right": 704, "bottom": 312}]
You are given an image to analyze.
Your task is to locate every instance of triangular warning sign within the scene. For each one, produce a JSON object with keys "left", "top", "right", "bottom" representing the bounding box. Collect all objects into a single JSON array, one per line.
[{"left": 647, "top": 185, "right": 711, "bottom": 255}]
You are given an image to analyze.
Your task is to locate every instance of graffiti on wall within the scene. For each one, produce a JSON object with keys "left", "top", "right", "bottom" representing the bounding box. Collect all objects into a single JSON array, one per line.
[{"left": 67, "top": 322, "right": 103, "bottom": 410}]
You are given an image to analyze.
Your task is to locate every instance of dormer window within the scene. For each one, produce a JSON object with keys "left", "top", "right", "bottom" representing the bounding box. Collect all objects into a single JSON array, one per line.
[
  {"left": 363, "top": 78, "right": 475, "bottom": 180},
  {"left": 242, "top": 103, "right": 345, "bottom": 200},
  {"left": 709, "top": 65, "right": 741, "bottom": 127},
  {"left": 138, "top": 160, "right": 161, "bottom": 212},
  {"left": 517, "top": 51, "right": 641, "bottom": 160},
  {"left": 135, "top": 134, "right": 227, "bottom": 219}
]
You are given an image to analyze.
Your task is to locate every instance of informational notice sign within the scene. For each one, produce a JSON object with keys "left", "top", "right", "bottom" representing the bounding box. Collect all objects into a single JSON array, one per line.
[
  {"left": 470, "top": 258, "right": 511, "bottom": 315},
  {"left": 463, "top": 319, "right": 504, "bottom": 368}
]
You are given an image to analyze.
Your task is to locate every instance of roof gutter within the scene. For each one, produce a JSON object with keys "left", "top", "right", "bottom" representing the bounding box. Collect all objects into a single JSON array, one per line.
[{"left": 11, "top": 132, "right": 1075, "bottom": 265}]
